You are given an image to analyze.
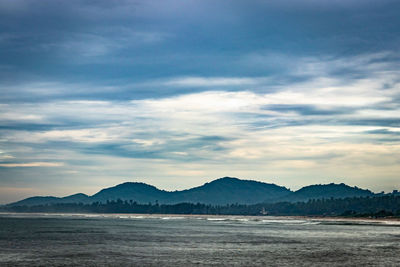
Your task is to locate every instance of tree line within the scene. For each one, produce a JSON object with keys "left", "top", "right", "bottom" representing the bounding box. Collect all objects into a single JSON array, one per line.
[{"left": 2, "top": 195, "right": 400, "bottom": 218}]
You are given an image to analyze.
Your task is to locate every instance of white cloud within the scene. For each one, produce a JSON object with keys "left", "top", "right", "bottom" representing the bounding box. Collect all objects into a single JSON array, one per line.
[
  {"left": 1, "top": 52, "right": 400, "bottom": 198},
  {"left": 0, "top": 162, "right": 63, "bottom": 167}
]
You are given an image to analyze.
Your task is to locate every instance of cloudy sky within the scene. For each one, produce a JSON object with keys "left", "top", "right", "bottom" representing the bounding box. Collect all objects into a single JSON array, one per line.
[{"left": 1, "top": 0, "right": 400, "bottom": 203}]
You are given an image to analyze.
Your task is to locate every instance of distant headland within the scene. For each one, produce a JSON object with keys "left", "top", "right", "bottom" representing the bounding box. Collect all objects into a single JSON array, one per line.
[{"left": 2, "top": 177, "right": 399, "bottom": 218}]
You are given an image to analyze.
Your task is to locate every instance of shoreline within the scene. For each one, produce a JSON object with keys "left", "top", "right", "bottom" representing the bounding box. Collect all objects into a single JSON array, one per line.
[{"left": 1, "top": 211, "right": 400, "bottom": 223}]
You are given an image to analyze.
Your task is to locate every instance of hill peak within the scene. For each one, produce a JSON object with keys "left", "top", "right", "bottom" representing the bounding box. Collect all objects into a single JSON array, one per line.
[
  {"left": 297, "top": 183, "right": 372, "bottom": 192},
  {"left": 115, "top": 182, "right": 159, "bottom": 189},
  {"left": 284, "top": 182, "right": 374, "bottom": 202},
  {"left": 208, "top": 177, "right": 278, "bottom": 186}
]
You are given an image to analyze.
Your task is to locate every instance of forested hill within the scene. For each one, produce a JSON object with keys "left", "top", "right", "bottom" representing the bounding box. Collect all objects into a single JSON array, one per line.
[
  {"left": 7, "top": 177, "right": 291, "bottom": 206},
  {"left": 5, "top": 177, "right": 394, "bottom": 207},
  {"left": 167, "top": 177, "right": 291, "bottom": 204},
  {"left": 6, "top": 193, "right": 90, "bottom": 207},
  {"left": 91, "top": 182, "right": 170, "bottom": 204},
  {"left": 81, "top": 177, "right": 293, "bottom": 205},
  {"left": 281, "top": 183, "right": 374, "bottom": 202}
]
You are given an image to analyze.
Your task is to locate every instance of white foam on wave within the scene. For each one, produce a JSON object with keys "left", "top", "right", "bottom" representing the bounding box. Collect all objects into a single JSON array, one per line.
[
  {"left": 235, "top": 218, "right": 250, "bottom": 222},
  {"left": 205, "top": 217, "right": 254, "bottom": 223},
  {"left": 381, "top": 220, "right": 400, "bottom": 225},
  {"left": 3, "top": 213, "right": 398, "bottom": 226},
  {"left": 81, "top": 214, "right": 103, "bottom": 218},
  {"left": 130, "top": 215, "right": 145, "bottom": 219},
  {"left": 117, "top": 215, "right": 131, "bottom": 219},
  {"left": 300, "top": 221, "right": 321, "bottom": 225},
  {"left": 319, "top": 218, "right": 400, "bottom": 226},
  {"left": 206, "top": 217, "right": 229, "bottom": 221},
  {"left": 161, "top": 216, "right": 185, "bottom": 220},
  {"left": 261, "top": 219, "right": 307, "bottom": 224}
]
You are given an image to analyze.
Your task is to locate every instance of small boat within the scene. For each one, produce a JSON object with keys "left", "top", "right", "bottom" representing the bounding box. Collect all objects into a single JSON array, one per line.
[{"left": 260, "top": 207, "right": 268, "bottom": 215}]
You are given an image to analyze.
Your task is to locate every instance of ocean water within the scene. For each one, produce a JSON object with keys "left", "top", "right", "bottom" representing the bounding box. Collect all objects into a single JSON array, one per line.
[{"left": 0, "top": 213, "right": 399, "bottom": 266}]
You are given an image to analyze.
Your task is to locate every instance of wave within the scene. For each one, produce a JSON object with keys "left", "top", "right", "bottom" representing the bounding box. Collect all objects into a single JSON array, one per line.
[
  {"left": 160, "top": 216, "right": 185, "bottom": 220},
  {"left": 2, "top": 212, "right": 399, "bottom": 226}
]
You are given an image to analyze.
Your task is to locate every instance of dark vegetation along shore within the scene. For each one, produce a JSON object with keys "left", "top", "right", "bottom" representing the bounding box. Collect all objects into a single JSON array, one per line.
[
  {"left": 2, "top": 177, "right": 400, "bottom": 217},
  {"left": 2, "top": 195, "right": 400, "bottom": 218}
]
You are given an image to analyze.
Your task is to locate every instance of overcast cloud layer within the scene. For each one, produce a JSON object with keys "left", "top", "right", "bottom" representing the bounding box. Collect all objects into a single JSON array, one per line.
[{"left": 1, "top": 0, "right": 400, "bottom": 203}]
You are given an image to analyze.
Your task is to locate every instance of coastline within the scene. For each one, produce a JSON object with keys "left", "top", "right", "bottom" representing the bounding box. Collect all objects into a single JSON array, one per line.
[{"left": 1, "top": 211, "right": 400, "bottom": 224}]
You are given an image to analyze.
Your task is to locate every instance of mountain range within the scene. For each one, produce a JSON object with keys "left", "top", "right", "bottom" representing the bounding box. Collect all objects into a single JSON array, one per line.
[{"left": 6, "top": 177, "right": 383, "bottom": 207}]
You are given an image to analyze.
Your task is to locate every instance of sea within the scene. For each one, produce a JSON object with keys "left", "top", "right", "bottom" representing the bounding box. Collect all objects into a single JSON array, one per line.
[{"left": 0, "top": 213, "right": 399, "bottom": 266}]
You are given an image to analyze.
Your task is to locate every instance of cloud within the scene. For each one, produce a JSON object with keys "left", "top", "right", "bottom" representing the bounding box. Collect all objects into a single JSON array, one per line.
[
  {"left": 0, "top": 162, "right": 63, "bottom": 167},
  {"left": 2, "top": 51, "right": 399, "bottom": 104},
  {"left": 263, "top": 104, "right": 355, "bottom": 116},
  {"left": 162, "top": 77, "right": 266, "bottom": 87},
  {"left": 1, "top": 85, "right": 399, "bottom": 163},
  {"left": 1, "top": 0, "right": 399, "bottom": 86},
  {"left": 1, "top": 0, "right": 400, "bottom": 202}
]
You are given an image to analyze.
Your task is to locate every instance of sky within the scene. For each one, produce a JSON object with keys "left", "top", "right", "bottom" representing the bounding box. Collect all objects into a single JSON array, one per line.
[{"left": 1, "top": 0, "right": 400, "bottom": 203}]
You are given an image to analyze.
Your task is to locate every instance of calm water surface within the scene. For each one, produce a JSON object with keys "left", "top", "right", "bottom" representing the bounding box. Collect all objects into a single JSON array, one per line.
[{"left": 0, "top": 213, "right": 399, "bottom": 266}]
